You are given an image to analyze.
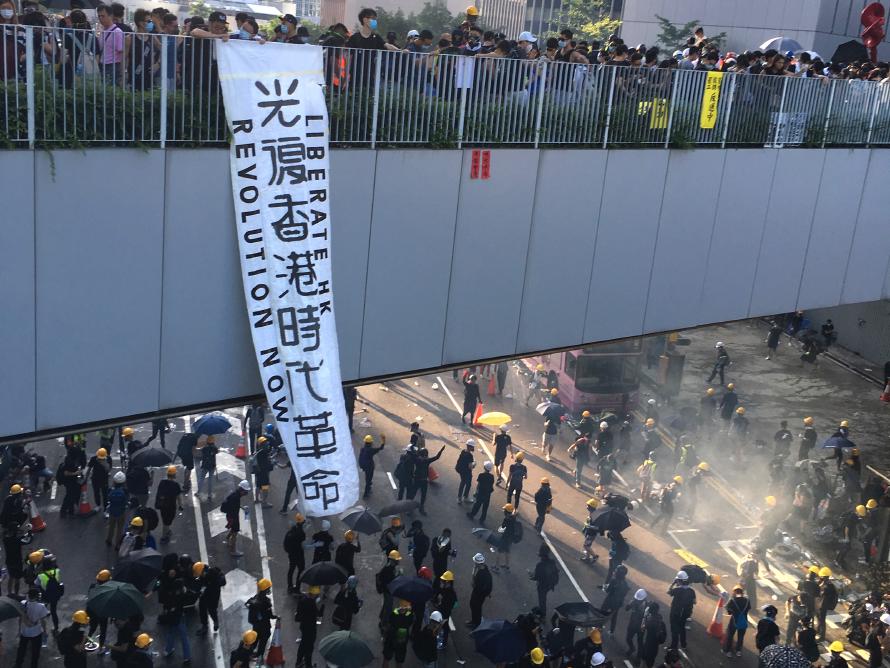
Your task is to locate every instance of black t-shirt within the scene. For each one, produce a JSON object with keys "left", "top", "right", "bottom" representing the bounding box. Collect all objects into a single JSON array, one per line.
[{"left": 346, "top": 31, "right": 385, "bottom": 50}]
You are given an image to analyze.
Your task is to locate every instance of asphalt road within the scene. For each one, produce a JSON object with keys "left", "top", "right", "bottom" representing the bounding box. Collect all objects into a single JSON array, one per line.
[{"left": 7, "top": 318, "right": 886, "bottom": 667}]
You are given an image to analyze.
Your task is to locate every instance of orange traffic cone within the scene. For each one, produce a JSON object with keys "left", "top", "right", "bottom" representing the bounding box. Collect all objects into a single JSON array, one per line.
[
  {"left": 77, "top": 482, "right": 96, "bottom": 517},
  {"left": 30, "top": 502, "right": 46, "bottom": 533},
  {"left": 707, "top": 591, "right": 728, "bottom": 641},
  {"left": 234, "top": 439, "right": 247, "bottom": 459},
  {"left": 428, "top": 465, "right": 439, "bottom": 483},
  {"left": 487, "top": 375, "right": 497, "bottom": 396},
  {"left": 881, "top": 382, "right": 890, "bottom": 402},
  {"left": 265, "top": 619, "right": 285, "bottom": 666},
  {"left": 473, "top": 403, "right": 484, "bottom": 426}
]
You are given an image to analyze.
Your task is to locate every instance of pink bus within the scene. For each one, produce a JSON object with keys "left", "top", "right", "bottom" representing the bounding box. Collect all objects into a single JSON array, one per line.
[{"left": 523, "top": 339, "right": 642, "bottom": 415}]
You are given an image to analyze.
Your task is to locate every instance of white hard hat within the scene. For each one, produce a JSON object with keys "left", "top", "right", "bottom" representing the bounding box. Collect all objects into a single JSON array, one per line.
[
  {"left": 238, "top": 480, "right": 251, "bottom": 491},
  {"left": 599, "top": 421, "right": 609, "bottom": 429},
  {"left": 881, "top": 612, "right": 890, "bottom": 626},
  {"left": 647, "top": 399, "right": 656, "bottom": 405},
  {"left": 113, "top": 471, "right": 126, "bottom": 484},
  {"left": 676, "top": 570, "right": 689, "bottom": 580},
  {"left": 321, "top": 519, "right": 331, "bottom": 531},
  {"left": 517, "top": 30, "right": 536, "bottom": 42},
  {"left": 466, "top": 439, "right": 475, "bottom": 448},
  {"left": 716, "top": 341, "right": 724, "bottom": 348},
  {"left": 499, "top": 425, "right": 507, "bottom": 432},
  {"left": 429, "top": 611, "right": 443, "bottom": 623},
  {"left": 473, "top": 552, "right": 485, "bottom": 564},
  {"left": 483, "top": 461, "right": 493, "bottom": 471},
  {"left": 407, "top": 29, "right": 419, "bottom": 37},
  {"left": 590, "top": 652, "right": 606, "bottom": 667},
  {"left": 634, "top": 588, "right": 647, "bottom": 601}
]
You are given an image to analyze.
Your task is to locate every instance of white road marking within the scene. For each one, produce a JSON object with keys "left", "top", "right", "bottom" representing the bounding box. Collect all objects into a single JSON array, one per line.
[
  {"left": 50, "top": 481, "right": 57, "bottom": 500},
  {"left": 613, "top": 471, "right": 629, "bottom": 488},
  {"left": 386, "top": 472, "right": 397, "bottom": 490},
  {"left": 436, "top": 375, "right": 497, "bottom": 463},
  {"left": 540, "top": 528, "right": 588, "bottom": 603},
  {"left": 667, "top": 529, "right": 692, "bottom": 551}
]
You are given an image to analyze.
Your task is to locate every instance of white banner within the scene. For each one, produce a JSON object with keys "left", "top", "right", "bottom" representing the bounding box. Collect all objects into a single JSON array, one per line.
[{"left": 217, "top": 41, "right": 358, "bottom": 516}]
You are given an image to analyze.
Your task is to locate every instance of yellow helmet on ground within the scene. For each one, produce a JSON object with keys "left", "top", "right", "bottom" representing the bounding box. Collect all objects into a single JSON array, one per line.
[
  {"left": 135, "top": 633, "right": 152, "bottom": 649},
  {"left": 440, "top": 570, "right": 455, "bottom": 582},
  {"left": 242, "top": 630, "right": 258, "bottom": 646},
  {"left": 72, "top": 610, "right": 90, "bottom": 624},
  {"left": 257, "top": 578, "right": 272, "bottom": 592}
]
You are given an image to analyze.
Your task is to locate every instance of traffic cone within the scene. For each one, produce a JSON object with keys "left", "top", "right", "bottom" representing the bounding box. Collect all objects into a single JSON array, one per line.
[
  {"left": 234, "top": 439, "right": 247, "bottom": 459},
  {"left": 473, "top": 403, "right": 484, "bottom": 426},
  {"left": 487, "top": 375, "right": 496, "bottom": 396},
  {"left": 881, "top": 382, "right": 890, "bottom": 402},
  {"left": 707, "top": 591, "right": 728, "bottom": 641},
  {"left": 265, "top": 619, "right": 284, "bottom": 667},
  {"left": 30, "top": 502, "right": 46, "bottom": 533},
  {"left": 428, "top": 465, "right": 439, "bottom": 483},
  {"left": 77, "top": 482, "right": 96, "bottom": 517}
]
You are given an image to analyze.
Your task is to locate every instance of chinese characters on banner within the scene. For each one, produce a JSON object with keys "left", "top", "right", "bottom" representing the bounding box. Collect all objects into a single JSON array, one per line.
[
  {"left": 699, "top": 71, "right": 723, "bottom": 129},
  {"left": 217, "top": 42, "right": 358, "bottom": 516}
]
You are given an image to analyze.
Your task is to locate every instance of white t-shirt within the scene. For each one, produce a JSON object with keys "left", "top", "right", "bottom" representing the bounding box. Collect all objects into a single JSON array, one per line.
[{"left": 21, "top": 601, "right": 49, "bottom": 638}]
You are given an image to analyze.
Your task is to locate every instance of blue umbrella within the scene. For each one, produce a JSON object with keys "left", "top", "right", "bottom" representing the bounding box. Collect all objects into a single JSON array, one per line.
[
  {"left": 471, "top": 618, "right": 525, "bottom": 663},
  {"left": 193, "top": 414, "right": 232, "bottom": 436},
  {"left": 821, "top": 434, "right": 855, "bottom": 450}
]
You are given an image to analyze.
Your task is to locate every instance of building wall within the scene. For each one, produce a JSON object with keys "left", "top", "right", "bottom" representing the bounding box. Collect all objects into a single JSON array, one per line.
[
  {"left": 478, "top": 0, "right": 526, "bottom": 37},
  {"left": 2, "top": 146, "right": 889, "bottom": 439},
  {"left": 807, "top": 302, "right": 890, "bottom": 367}
]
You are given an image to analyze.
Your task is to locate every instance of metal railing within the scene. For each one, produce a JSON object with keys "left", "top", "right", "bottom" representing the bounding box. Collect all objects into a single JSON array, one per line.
[{"left": 3, "top": 25, "right": 890, "bottom": 149}]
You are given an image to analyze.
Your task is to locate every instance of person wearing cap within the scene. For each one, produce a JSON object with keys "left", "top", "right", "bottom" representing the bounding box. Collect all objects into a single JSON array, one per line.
[
  {"left": 105, "top": 471, "right": 129, "bottom": 549},
  {"left": 707, "top": 341, "right": 731, "bottom": 384},
  {"left": 283, "top": 514, "right": 307, "bottom": 592},
  {"left": 826, "top": 640, "right": 849, "bottom": 667},
  {"left": 467, "top": 553, "right": 492, "bottom": 629},
  {"left": 380, "top": 517, "right": 403, "bottom": 556},
  {"left": 651, "top": 477, "right": 682, "bottom": 534},
  {"left": 413, "top": 608, "right": 443, "bottom": 666},
  {"left": 517, "top": 30, "right": 536, "bottom": 56},
  {"left": 295, "top": 584, "right": 323, "bottom": 667},
  {"left": 506, "top": 451, "right": 527, "bottom": 509},
  {"left": 382, "top": 598, "right": 414, "bottom": 668},
  {"left": 667, "top": 571, "right": 696, "bottom": 650},
  {"left": 491, "top": 425, "right": 513, "bottom": 485},
  {"left": 456, "top": 439, "right": 476, "bottom": 504},
  {"left": 57, "top": 610, "right": 89, "bottom": 668},
  {"left": 406, "top": 28, "right": 420, "bottom": 44},
  {"left": 154, "top": 465, "right": 183, "bottom": 544},
  {"left": 85, "top": 447, "right": 113, "bottom": 511},
  {"left": 230, "top": 630, "right": 257, "bottom": 668},
  {"left": 755, "top": 604, "right": 780, "bottom": 652},
  {"left": 625, "top": 589, "right": 648, "bottom": 659},
  {"left": 221, "top": 480, "right": 250, "bottom": 557},
  {"left": 432, "top": 571, "right": 457, "bottom": 645},
  {"left": 311, "top": 519, "right": 335, "bottom": 565},
  {"left": 275, "top": 14, "right": 299, "bottom": 43},
  {"left": 195, "top": 435, "right": 218, "bottom": 501},
  {"left": 467, "top": 461, "right": 495, "bottom": 523},
  {"left": 376, "top": 550, "right": 403, "bottom": 628},
  {"left": 332, "top": 576, "right": 361, "bottom": 630},
  {"left": 533, "top": 478, "right": 552, "bottom": 532},
  {"left": 358, "top": 434, "right": 386, "bottom": 499},
  {"left": 722, "top": 584, "right": 750, "bottom": 656}
]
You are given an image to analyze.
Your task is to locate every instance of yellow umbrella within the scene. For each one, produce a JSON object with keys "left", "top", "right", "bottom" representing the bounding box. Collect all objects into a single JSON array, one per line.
[{"left": 476, "top": 412, "right": 512, "bottom": 427}]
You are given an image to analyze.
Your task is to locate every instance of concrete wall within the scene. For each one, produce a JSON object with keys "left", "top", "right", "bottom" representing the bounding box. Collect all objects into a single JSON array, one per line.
[
  {"left": 2, "top": 146, "right": 888, "bottom": 439},
  {"left": 807, "top": 301, "right": 890, "bottom": 367}
]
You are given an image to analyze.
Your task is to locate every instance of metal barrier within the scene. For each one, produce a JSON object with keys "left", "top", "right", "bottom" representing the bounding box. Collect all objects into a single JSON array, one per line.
[{"left": 2, "top": 25, "right": 890, "bottom": 149}]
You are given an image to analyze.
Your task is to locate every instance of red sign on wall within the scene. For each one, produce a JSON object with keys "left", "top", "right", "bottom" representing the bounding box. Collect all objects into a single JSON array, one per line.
[
  {"left": 480, "top": 150, "right": 491, "bottom": 179},
  {"left": 470, "top": 149, "right": 481, "bottom": 179}
]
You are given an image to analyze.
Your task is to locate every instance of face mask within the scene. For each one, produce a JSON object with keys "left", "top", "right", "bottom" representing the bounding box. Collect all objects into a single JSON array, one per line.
[
  {"left": 145, "top": 21, "right": 154, "bottom": 32},
  {"left": 277, "top": 24, "right": 288, "bottom": 33},
  {"left": 0, "top": 9, "right": 13, "bottom": 18},
  {"left": 557, "top": 40, "right": 566, "bottom": 48},
  {"left": 239, "top": 28, "right": 250, "bottom": 39},
  {"left": 368, "top": 18, "right": 377, "bottom": 30}
]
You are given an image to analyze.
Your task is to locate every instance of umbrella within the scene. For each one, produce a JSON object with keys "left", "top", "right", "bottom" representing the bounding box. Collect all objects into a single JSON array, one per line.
[
  {"left": 759, "top": 644, "right": 812, "bottom": 668},
  {"left": 590, "top": 507, "right": 631, "bottom": 535},
  {"left": 87, "top": 581, "right": 144, "bottom": 619},
  {"left": 192, "top": 413, "right": 232, "bottom": 436},
  {"left": 341, "top": 508, "right": 382, "bottom": 535},
  {"left": 759, "top": 37, "right": 804, "bottom": 54},
  {"left": 129, "top": 447, "right": 174, "bottom": 468},
  {"left": 113, "top": 548, "right": 163, "bottom": 591},
  {"left": 821, "top": 434, "right": 855, "bottom": 450},
  {"left": 0, "top": 597, "right": 24, "bottom": 622},
  {"left": 554, "top": 601, "right": 606, "bottom": 627},
  {"left": 471, "top": 527, "right": 504, "bottom": 548},
  {"left": 543, "top": 403, "right": 567, "bottom": 422},
  {"left": 535, "top": 401, "right": 553, "bottom": 415},
  {"left": 318, "top": 631, "right": 374, "bottom": 668},
  {"left": 476, "top": 411, "right": 512, "bottom": 427},
  {"left": 831, "top": 39, "right": 869, "bottom": 64},
  {"left": 471, "top": 619, "right": 525, "bottom": 663},
  {"left": 300, "top": 562, "right": 348, "bottom": 586},
  {"left": 387, "top": 576, "right": 434, "bottom": 605},
  {"left": 378, "top": 500, "right": 419, "bottom": 517}
]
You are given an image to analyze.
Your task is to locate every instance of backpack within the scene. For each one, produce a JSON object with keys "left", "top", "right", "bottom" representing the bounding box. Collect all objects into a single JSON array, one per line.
[
  {"left": 42, "top": 571, "right": 64, "bottom": 602},
  {"left": 733, "top": 606, "right": 749, "bottom": 630},
  {"left": 220, "top": 494, "right": 239, "bottom": 515},
  {"left": 246, "top": 597, "right": 265, "bottom": 624},
  {"left": 511, "top": 520, "right": 524, "bottom": 544},
  {"left": 107, "top": 487, "right": 127, "bottom": 517}
]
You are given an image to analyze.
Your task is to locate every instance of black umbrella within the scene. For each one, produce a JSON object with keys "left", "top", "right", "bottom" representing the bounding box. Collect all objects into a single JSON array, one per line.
[
  {"left": 831, "top": 39, "right": 869, "bottom": 64},
  {"left": 470, "top": 618, "right": 525, "bottom": 663},
  {"left": 341, "top": 508, "right": 382, "bottom": 535},
  {"left": 300, "top": 562, "right": 348, "bottom": 586},
  {"left": 554, "top": 602, "right": 605, "bottom": 627},
  {"left": 113, "top": 548, "right": 163, "bottom": 591},
  {"left": 378, "top": 500, "right": 419, "bottom": 517},
  {"left": 759, "top": 644, "right": 812, "bottom": 668},
  {"left": 471, "top": 527, "right": 503, "bottom": 548},
  {"left": 318, "top": 631, "right": 374, "bottom": 668},
  {"left": 387, "top": 576, "right": 434, "bottom": 605},
  {"left": 130, "top": 447, "right": 174, "bottom": 468},
  {"left": 87, "top": 581, "right": 144, "bottom": 619},
  {"left": 0, "top": 597, "right": 24, "bottom": 622},
  {"left": 821, "top": 434, "right": 855, "bottom": 450},
  {"left": 590, "top": 507, "right": 631, "bottom": 534}
]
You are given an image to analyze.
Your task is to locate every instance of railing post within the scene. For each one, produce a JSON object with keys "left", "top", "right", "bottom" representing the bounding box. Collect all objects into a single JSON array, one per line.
[
  {"left": 160, "top": 36, "right": 168, "bottom": 148},
  {"left": 720, "top": 73, "right": 737, "bottom": 149},
  {"left": 865, "top": 83, "right": 880, "bottom": 147},
  {"left": 24, "top": 27, "right": 35, "bottom": 148},
  {"left": 370, "top": 52, "right": 382, "bottom": 149},
  {"left": 663, "top": 69, "right": 678, "bottom": 149},
  {"left": 456, "top": 59, "right": 468, "bottom": 149},
  {"left": 772, "top": 76, "right": 789, "bottom": 148},
  {"left": 821, "top": 79, "right": 836, "bottom": 148},
  {"left": 601, "top": 66, "right": 616, "bottom": 149},
  {"left": 533, "top": 61, "right": 547, "bottom": 149}
]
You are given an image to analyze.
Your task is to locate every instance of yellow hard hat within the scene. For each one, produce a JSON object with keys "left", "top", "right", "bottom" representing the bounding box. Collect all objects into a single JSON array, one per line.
[
  {"left": 697, "top": 462, "right": 710, "bottom": 471},
  {"left": 550, "top": 388, "right": 558, "bottom": 396},
  {"left": 130, "top": 516, "right": 144, "bottom": 527},
  {"left": 135, "top": 633, "right": 153, "bottom": 649},
  {"left": 866, "top": 499, "right": 878, "bottom": 510},
  {"left": 535, "top": 363, "right": 544, "bottom": 371},
  {"left": 839, "top": 420, "right": 849, "bottom": 428},
  {"left": 364, "top": 435, "right": 374, "bottom": 443},
  {"left": 530, "top": 647, "right": 545, "bottom": 664},
  {"left": 257, "top": 436, "right": 267, "bottom": 445},
  {"left": 72, "top": 610, "right": 90, "bottom": 625},
  {"left": 589, "top": 628, "right": 602, "bottom": 643},
  {"left": 765, "top": 496, "right": 776, "bottom": 507},
  {"left": 803, "top": 416, "right": 814, "bottom": 426},
  {"left": 515, "top": 452, "right": 524, "bottom": 462},
  {"left": 166, "top": 465, "right": 177, "bottom": 476},
  {"left": 829, "top": 640, "right": 844, "bottom": 653},
  {"left": 10, "top": 484, "right": 22, "bottom": 495},
  {"left": 808, "top": 565, "right": 820, "bottom": 574},
  {"left": 388, "top": 550, "right": 402, "bottom": 561},
  {"left": 503, "top": 503, "right": 515, "bottom": 513},
  {"left": 736, "top": 406, "right": 745, "bottom": 415},
  {"left": 673, "top": 475, "right": 684, "bottom": 484},
  {"left": 645, "top": 418, "right": 655, "bottom": 427},
  {"left": 726, "top": 383, "right": 735, "bottom": 390},
  {"left": 344, "top": 530, "right": 356, "bottom": 542},
  {"left": 818, "top": 566, "right": 832, "bottom": 578},
  {"left": 391, "top": 517, "right": 402, "bottom": 528},
  {"left": 540, "top": 477, "right": 550, "bottom": 485},
  {"left": 582, "top": 411, "right": 591, "bottom": 418},
  {"left": 28, "top": 551, "right": 43, "bottom": 564},
  {"left": 97, "top": 569, "right": 111, "bottom": 582},
  {"left": 856, "top": 505, "right": 867, "bottom": 517},
  {"left": 440, "top": 570, "right": 455, "bottom": 582},
  {"left": 706, "top": 388, "right": 715, "bottom": 396},
  {"left": 586, "top": 498, "right": 599, "bottom": 510},
  {"left": 710, "top": 574, "right": 721, "bottom": 585},
  {"left": 257, "top": 578, "right": 272, "bottom": 592},
  {"left": 295, "top": 513, "right": 305, "bottom": 523},
  {"left": 242, "top": 630, "right": 258, "bottom": 646},
  {"left": 122, "top": 427, "right": 135, "bottom": 437},
  {"left": 308, "top": 585, "right": 321, "bottom": 595},
  {"left": 192, "top": 562, "right": 206, "bottom": 577},
  {"left": 96, "top": 448, "right": 108, "bottom": 460}
]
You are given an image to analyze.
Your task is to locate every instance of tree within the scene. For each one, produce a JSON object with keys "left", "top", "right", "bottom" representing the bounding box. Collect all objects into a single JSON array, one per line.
[
  {"left": 558, "top": 0, "right": 620, "bottom": 43},
  {"left": 654, "top": 14, "right": 726, "bottom": 52},
  {"left": 415, "top": 1, "right": 458, "bottom": 37},
  {"left": 188, "top": 0, "right": 211, "bottom": 19},
  {"left": 373, "top": 6, "right": 411, "bottom": 39}
]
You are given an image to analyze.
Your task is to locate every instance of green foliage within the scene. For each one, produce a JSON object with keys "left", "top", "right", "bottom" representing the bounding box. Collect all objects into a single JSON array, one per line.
[
  {"left": 371, "top": 1, "right": 462, "bottom": 43},
  {"left": 654, "top": 14, "right": 726, "bottom": 52},
  {"left": 188, "top": 0, "right": 211, "bottom": 19},
  {"left": 559, "top": 0, "right": 620, "bottom": 42}
]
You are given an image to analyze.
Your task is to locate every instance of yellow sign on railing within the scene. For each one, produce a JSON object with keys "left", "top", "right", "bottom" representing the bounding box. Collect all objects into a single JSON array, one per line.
[
  {"left": 699, "top": 71, "right": 723, "bottom": 129},
  {"left": 637, "top": 98, "right": 669, "bottom": 129}
]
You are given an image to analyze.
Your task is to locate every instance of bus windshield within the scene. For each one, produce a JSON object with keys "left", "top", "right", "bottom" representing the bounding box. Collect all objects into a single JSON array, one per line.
[{"left": 573, "top": 354, "right": 640, "bottom": 394}]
